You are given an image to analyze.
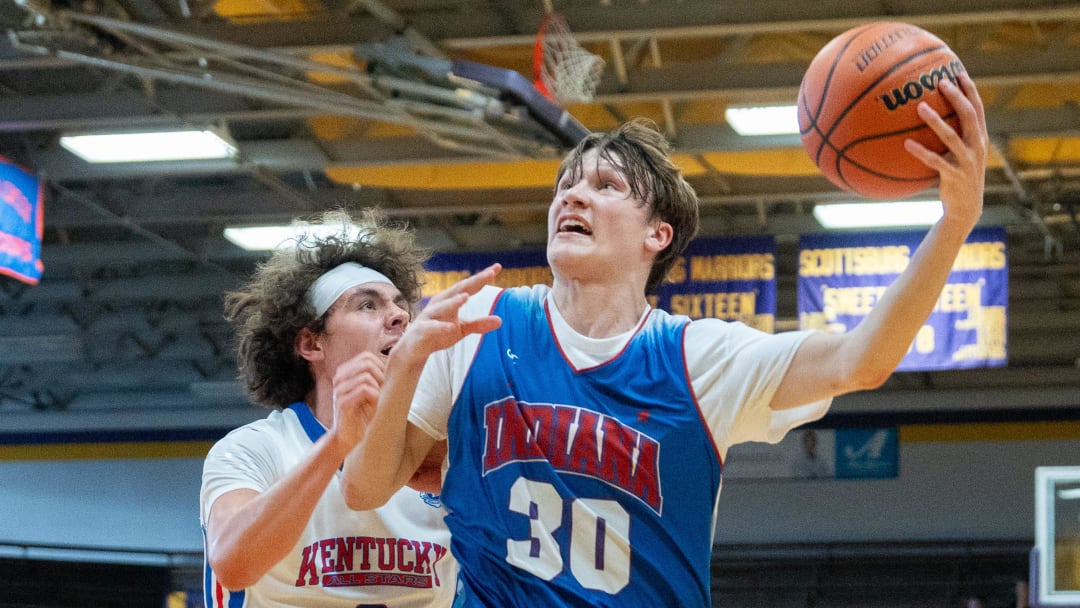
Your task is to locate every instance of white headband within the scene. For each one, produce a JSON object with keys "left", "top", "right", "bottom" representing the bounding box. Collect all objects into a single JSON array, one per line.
[{"left": 307, "top": 262, "right": 394, "bottom": 317}]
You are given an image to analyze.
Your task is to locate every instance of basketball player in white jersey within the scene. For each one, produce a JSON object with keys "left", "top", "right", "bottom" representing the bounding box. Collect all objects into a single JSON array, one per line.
[
  {"left": 200, "top": 209, "right": 458, "bottom": 607},
  {"left": 343, "top": 72, "right": 987, "bottom": 607}
]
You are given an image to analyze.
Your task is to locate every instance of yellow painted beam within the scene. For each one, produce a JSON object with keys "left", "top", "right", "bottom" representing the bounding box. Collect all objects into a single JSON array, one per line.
[
  {"left": 325, "top": 154, "right": 710, "bottom": 190},
  {"left": 0, "top": 441, "right": 215, "bottom": 461},
  {"left": 900, "top": 421, "right": 1080, "bottom": 443}
]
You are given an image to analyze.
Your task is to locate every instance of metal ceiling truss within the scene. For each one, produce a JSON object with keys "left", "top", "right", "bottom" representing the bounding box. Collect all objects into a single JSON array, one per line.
[
  {"left": 7, "top": 7, "right": 567, "bottom": 160},
  {"left": 0, "top": 0, "right": 1079, "bottom": 425}
]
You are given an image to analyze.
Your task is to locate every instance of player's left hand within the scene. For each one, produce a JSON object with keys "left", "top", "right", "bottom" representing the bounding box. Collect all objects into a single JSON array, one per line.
[
  {"left": 396, "top": 264, "right": 503, "bottom": 361},
  {"left": 905, "top": 71, "right": 987, "bottom": 230}
]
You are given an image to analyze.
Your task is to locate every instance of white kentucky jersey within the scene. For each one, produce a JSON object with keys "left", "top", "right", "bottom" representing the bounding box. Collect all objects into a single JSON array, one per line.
[{"left": 200, "top": 403, "right": 456, "bottom": 608}]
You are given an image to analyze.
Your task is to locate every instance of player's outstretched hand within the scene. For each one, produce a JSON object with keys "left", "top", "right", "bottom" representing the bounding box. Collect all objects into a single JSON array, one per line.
[
  {"left": 330, "top": 351, "right": 386, "bottom": 452},
  {"left": 395, "top": 263, "right": 503, "bottom": 362},
  {"left": 904, "top": 72, "right": 988, "bottom": 230}
]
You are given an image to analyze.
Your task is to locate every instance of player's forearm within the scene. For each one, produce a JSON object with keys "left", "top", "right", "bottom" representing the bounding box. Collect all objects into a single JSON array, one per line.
[
  {"left": 843, "top": 212, "right": 976, "bottom": 384},
  {"left": 208, "top": 433, "right": 347, "bottom": 589}
]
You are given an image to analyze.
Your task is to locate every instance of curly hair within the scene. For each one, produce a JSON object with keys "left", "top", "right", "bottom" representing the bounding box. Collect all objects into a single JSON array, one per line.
[
  {"left": 555, "top": 118, "right": 700, "bottom": 294},
  {"left": 224, "top": 208, "right": 428, "bottom": 409}
]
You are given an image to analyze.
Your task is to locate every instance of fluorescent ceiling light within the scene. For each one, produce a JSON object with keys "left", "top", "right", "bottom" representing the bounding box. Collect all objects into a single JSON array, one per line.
[
  {"left": 725, "top": 105, "right": 799, "bottom": 136},
  {"left": 59, "top": 129, "right": 238, "bottom": 163},
  {"left": 224, "top": 223, "right": 366, "bottom": 251},
  {"left": 813, "top": 200, "right": 944, "bottom": 229}
]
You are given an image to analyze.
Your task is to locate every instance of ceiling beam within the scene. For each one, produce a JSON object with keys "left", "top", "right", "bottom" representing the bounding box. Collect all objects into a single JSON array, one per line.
[{"left": 18, "top": 103, "right": 1080, "bottom": 182}]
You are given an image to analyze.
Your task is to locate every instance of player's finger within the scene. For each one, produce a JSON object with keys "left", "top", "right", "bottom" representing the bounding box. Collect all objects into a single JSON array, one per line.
[
  {"left": 448, "top": 263, "right": 501, "bottom": 299},
  {"left": 459, "top": 315, "right": 503, "bottom": 337},
  {"left": 916, "top": 99, "right": 963, "bottom": 154},
  {"left": 957, "top": 72, "right": 987, "bottom": 141},
  {"left": 336, "top": 354, "right": 386, "bottom": 385},
  {"left": 431, "top": 264, "right": 502, "bottom": 303},
  {"left": 903, "top": 138, "right": 949, "bottom": 173},
  {"left": 419, "top": 291, "right": 471, "bottom": 321},
  {"left": 334, "top": 367, "right": 385, "bottom": 403},
  {"left": 357, "top": 384, "right": 380, "bottom": 407},
  {"left": 937, "top": 78, "right": 980, "bottom": 148}
]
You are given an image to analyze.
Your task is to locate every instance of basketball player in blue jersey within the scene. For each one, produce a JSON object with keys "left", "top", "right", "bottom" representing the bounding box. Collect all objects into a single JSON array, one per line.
[
  {"left": 342, "top": 72, "right": 987, "bottom": 606},
  {"left": 200, "top": 209, "right": 465, "bottom": 607}
]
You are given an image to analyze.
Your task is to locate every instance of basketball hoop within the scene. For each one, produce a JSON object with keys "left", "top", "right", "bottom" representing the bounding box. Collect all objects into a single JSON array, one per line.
[{"left": 532, "top": 11, "right": 604, "bottom": 105}]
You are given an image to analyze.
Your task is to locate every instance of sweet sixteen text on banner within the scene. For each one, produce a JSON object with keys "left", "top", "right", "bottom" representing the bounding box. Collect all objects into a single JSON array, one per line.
[
  {"left": 422, "top": 236, "right": 778, "bottom": 331},
  {"left": 797, "top": 227, "right": 1008, "bottom": 372}
]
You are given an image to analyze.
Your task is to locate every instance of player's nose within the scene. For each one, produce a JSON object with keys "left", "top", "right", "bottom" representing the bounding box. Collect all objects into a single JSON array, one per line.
[
  {"left": 386, "top": 305, "right": 409, "bottom": 329},
  {"left": 559, "top": 180, "right": 590, "bottom": 207}
]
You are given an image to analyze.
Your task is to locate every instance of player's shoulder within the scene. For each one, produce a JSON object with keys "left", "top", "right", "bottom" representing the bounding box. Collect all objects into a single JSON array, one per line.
[
  {"left": 211, "top": 408, "right": 291, "bottom": 450},
  {"left": 468, "top": 283, "right": 549, "bottom": 312},
  {"left": 683, "top": 315, "right": 760, "bottom": 337},
  {"left": 645, "top": 305, "right": 689, "bottom": 326}
]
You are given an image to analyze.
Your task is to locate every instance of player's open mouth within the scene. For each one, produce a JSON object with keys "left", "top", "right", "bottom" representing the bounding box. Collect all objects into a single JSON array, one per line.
[{"left": 557, "top": 219, "right": 592, "bottom": 235}]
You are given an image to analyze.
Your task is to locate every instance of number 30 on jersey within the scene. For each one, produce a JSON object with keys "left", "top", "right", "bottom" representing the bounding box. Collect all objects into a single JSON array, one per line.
[{"left": 505, "top": 477, "right": 631, "bottom": 594}]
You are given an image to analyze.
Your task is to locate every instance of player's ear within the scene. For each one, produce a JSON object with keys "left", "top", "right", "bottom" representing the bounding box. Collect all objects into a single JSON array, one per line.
[
  {"left": 295, "top": 327, "right": 323, "bottom": 362},
  {"left": 644, "top": 219, "right": 673, "bottom": 254}
]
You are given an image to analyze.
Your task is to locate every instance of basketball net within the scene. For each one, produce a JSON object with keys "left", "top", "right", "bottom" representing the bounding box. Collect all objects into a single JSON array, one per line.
[{"left": 532, "top": 11, "right": 604, "bottom": 105}]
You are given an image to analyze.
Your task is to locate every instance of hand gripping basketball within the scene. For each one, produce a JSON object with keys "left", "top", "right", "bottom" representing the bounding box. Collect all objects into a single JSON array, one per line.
[{"left": 798, "top": 22, "right": 968, "bottom": 199}]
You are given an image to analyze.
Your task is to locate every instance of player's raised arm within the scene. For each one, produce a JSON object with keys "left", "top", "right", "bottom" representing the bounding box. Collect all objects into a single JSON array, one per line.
[
  {"left": 341, "top": 264, "right": 503, "bottom": 510},
  {"left": 771, "top": 72, "right": 988, "bottom": 411}
]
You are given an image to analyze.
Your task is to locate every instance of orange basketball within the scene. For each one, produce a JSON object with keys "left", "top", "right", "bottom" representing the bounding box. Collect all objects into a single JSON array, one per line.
[{"left": 797, "top": 22, "right": 967, "bottom": 200}]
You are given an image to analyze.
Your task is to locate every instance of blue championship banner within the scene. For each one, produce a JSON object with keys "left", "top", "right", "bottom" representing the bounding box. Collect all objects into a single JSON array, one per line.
[
  {"left": 798, "top": 227, "right": 1008, "bottom": 371},
  {"left": 652, "top": 235, "right": 777, "bottom": 332},
  {"left": 423, "top": 249, "right": 551, "bottom": 301},
  {"left": 424, "top": 237, "right": 778, "bottom": 329},
  {"left": 0, "top": 157, "right": 44, "bottom": 285}
]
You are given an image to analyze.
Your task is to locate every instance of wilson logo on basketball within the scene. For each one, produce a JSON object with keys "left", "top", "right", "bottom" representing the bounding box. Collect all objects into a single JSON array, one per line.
[{"left": 879, "top": 59, "right": 967, "bottom": 111}]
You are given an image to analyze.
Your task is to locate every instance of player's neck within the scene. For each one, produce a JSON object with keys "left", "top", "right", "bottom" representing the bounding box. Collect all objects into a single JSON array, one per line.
[
  {"left": 550, "top": 280, "right": 649, "bottom": 338},
  {"left": 305, "top": 386, "right": 335, "bottom": 429}
]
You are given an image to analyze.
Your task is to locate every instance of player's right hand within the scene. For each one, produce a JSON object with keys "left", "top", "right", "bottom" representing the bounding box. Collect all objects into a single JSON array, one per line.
[
  {"left": 330, "top": 350, "right": 386, "bottom": 452},
  {"left": 904, "top": 72, "right": 987, "bottom": 229}
]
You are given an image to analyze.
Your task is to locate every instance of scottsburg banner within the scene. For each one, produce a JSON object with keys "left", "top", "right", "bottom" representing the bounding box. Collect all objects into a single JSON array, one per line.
[{"left": 797, "top": 227, "right": 1008, "bottom": 371}]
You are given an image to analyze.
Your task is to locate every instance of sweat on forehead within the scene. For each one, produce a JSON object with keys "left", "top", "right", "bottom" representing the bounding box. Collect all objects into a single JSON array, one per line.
[{"left": 306, "top": 262, "right": 394, "bottom": 318}]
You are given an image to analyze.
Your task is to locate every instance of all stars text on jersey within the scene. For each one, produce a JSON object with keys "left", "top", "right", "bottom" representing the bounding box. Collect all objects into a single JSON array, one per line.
[{"left": 295, "top": 536, "right": 450, "bottom": 589}]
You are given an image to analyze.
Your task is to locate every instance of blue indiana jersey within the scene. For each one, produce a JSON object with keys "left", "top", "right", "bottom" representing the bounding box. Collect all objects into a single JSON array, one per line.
[{"left": 444, "top": 286, "right": 723, "bottom": 608}]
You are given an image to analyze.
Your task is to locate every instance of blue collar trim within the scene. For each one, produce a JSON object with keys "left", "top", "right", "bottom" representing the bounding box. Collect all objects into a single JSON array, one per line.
[{"left": 288, "top": 402, "right": 326, "bottom": 444}]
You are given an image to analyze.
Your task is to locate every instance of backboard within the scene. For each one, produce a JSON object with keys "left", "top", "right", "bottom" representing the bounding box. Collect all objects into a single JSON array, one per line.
[{"left": 1035, "top": 466, "right": 1080, "bottom": 606}]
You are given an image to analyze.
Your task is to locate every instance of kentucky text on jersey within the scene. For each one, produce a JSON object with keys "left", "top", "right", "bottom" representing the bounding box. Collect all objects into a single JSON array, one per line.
[
  {"left": 294, "top": 536, "right": 449, "bottom": 589},
  {"left": 481, "top": 398, "right": 663, "bottom": 514}
]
